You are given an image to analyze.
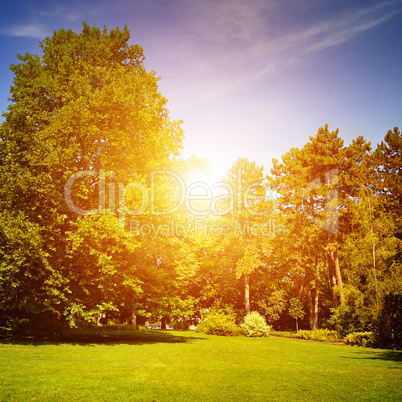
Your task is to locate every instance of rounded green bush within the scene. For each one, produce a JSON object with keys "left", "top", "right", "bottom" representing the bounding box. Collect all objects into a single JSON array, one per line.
[
  {"left": 241, "top": 312, "right": 272, "bottom": 337},
  {"left": 195, "top": 312, "right": 237, "bottom": 336}
]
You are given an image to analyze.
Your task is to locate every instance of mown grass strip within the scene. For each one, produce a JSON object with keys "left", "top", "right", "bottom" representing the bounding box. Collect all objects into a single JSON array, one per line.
[{"left": 0, "top": 329, "right": 401, "bottom": 401}]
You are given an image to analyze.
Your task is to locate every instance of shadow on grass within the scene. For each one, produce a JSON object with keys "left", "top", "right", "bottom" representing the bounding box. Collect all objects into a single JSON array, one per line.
[
  {"left": 341, "top": 349, "right": 402, "bottom": 365},
  {"left": 0, "top": 329, "right": 207, "bottom": 347}
]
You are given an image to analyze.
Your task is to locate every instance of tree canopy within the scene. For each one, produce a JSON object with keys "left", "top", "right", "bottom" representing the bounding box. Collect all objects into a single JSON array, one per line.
[
  {"left": 0, "top": 23, "right": 400, "bottom": 347},
  {"left": 0, "top": 23, "right": 183, "bottom": 330}
]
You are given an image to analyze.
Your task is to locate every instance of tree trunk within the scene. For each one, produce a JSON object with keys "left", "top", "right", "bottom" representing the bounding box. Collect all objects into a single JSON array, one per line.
[
  {"left": 131, "top": 314, "right": 137, "bottom": 330},
  {"left": 327, "top": 253, "right": 338, "bottom": 309},
  {"left": 313, "top": 282, "right": 319, "bottom": 329},
  {"left": 97, "top": 312, "right": 107, "bottom": 326},
  {"left": 296, "top": 317, "right": 299, "bottom": 333},
  {"left": 332, "top": 250, "right": 345, "bottom": 307},
  {"left": 245, "top": 273, "right": 250, "bottom": 315},
  {"left": 331, "top": 272, "right": 338, "bottom": 309},
  {"left": 308, "top": 265, "right": 319, "bottom": 330},
  {"left": 50, "top": 311, "right": 63, "bottom": 337}
]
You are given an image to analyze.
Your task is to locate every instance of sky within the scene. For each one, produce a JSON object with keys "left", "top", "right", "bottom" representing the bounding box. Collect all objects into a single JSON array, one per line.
[{"left": 1, "top": 0, "right": 402, "bottom": 181}]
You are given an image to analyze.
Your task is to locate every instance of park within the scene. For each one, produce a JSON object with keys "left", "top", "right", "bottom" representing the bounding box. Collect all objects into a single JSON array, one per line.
[{"left": 1, "top": 12, "right": 402, "bottom": 402}]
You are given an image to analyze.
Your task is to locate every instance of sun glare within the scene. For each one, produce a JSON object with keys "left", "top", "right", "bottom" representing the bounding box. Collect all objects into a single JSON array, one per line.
[{"left": 188, "top": 160, "right": 228, "bottom": 190}]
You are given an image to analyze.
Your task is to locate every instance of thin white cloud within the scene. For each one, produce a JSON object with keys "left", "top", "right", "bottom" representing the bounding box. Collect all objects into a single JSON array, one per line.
[
  {"left": 37, "top": 7, "right": 83, "bottom": 23},
  {"left": 152, "top": 0, "right": 402, "bottom": 103},
  {"left": 254, "top": 2, "right": 402, "bottom": 78},
  {"left": 293, "top": 2, "right": 402, "bottom": 57},
  {"left": 2, "top": 24, "right": 50, "bottom": 39}
]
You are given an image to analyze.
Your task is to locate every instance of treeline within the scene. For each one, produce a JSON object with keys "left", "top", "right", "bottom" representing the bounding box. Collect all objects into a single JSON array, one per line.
[{"left": 0, "top": 24, "right": 400, "bottom": 347}]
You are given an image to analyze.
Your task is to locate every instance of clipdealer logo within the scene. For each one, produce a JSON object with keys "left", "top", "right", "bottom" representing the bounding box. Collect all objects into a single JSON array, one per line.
[{"left": 64, "top": 169, "right": 285, "bottom": 238}]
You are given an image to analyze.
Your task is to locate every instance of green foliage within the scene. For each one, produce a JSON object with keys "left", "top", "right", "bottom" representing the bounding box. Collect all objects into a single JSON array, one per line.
[
  {"left": 241, "top": 311, "right": 272, "bottom": 337},
  {"left": 271, "top": 329, "right": 341, "bottom": 343},
  {"left": 298, "top": 329, "right": 341, "bottom": 342},
  {"left": 374, "top": 284, "right": 402, "bottom": 349},
  {"left": 0, "top": 23, "right": 401, "bottom": 349},
  {"left": 328, "top": 305, "right": 365, "bottom": 337},
  {"left": 231, "top": 326, "right": 247, "bottom": 336},
  {"left": 344, "top": 332, "right": 374, "bottom": 348},
  {"left": 289, "top": 298, "right": 305, "bottom": 320},
  {"left": 270, "top": 331, "right": 301, "bottom": 339},
  {"left": 373, "top": 127, "right": 402, "bottom": 213},
  {"left": 257, "top": 290, "right": 286, "bottom": 324},
  {"left": 5, "top": 317, "right": 31, "bottom": 334},
  {"left": 195, "top": 311, "right": 237, "bottom": 336},
  {"left": 288, "top": 297, "right": 305, "bottom": 332},
  {"left": 0, "top": 22, "right": 183, "bottom": 331}
]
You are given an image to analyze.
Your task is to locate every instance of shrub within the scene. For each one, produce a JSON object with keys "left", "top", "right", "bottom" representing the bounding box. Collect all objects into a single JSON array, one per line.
[
  {"left": 241, "top": 312, "right": 272, "bottom": 337},
  {"left": 6, "top": 317, "right": 31, "bottom": 334},
  {"left": 298, "top": 329, "right": 340, "bottom": 342},
  {"left": 195, "top": 312, "right": 237, "bottom": 336},
  {"left": 270, "top": 331, "right": 301, "bottom": 339},
  {"left": 328, "top": 306, "right": 363, "bottom": 337},
  {"left": 231, "top": 326, "right": 246, "bottom": 337},
  {"left": 344, "top": 332, "right": 374, "bottom": 347}
]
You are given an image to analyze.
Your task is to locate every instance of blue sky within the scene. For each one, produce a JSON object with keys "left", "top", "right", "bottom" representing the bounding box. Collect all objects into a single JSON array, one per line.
[{"left": 1, "top": 0, "right": 402, "bottom": 179}]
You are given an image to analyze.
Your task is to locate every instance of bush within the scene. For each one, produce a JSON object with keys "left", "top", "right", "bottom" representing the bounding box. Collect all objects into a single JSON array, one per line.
[
  {"left": 241, "top": 312, "right": 272, "bottom": 337},
  {"left": 270, "top": 331, "right": 301, "bottom": 339},
  {"left": 328, "top": 306, "right": 364, "bottom": 337},
  {"left": 344, "top": 332, "right": 374, "bottom": 347},
  {"left": 6, "top": 317, "right": 31, "bottom": 334},
  {"left": 195, "top": 312, "right": 237, "bottom": 336},
  {"left": 298, "top": 329, "right": 340, "bottom": 342},
  {"left": 231, "top": 326, "right": 246, "bottom": 337}
]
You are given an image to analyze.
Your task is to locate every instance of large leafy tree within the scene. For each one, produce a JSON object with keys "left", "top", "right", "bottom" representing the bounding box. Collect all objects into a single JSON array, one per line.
[{"left": 0, "top": 23, "right": 183, "bottom": 331}]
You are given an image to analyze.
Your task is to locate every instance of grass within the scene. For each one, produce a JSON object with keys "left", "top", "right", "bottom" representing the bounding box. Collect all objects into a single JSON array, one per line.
[{"left": 0, "top": 329, "right": 401, "bottom": 401}]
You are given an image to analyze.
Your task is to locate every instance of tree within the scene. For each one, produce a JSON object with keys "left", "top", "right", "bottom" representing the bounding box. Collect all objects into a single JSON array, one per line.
[
  {"left": 222, "top": 157, "right": 268, "bottom": 315},
  {"left": 373, "top": 127, "right": 402, "bottom": 215},
  {"left": 268, "top": 125, "right": 374, "bottom": 329},
  {"left": 268, "top": 125, "right": 343, "bottom": 328},
  {"left": 288, "top": 298, "right": 305, "bottom": 333},
  {"left": 0, "top": 23, "right": 183, "bottom": 332}
]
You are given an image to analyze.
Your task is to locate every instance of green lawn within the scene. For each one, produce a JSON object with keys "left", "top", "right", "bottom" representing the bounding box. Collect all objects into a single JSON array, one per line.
[{"left": 0, "top": 329, "right": 401, "bottom": 401}]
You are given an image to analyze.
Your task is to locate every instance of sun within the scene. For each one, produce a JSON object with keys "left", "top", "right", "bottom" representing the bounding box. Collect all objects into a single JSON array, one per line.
[{"left": 188, "top": 159, "right": 228, "bottom": 190}]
